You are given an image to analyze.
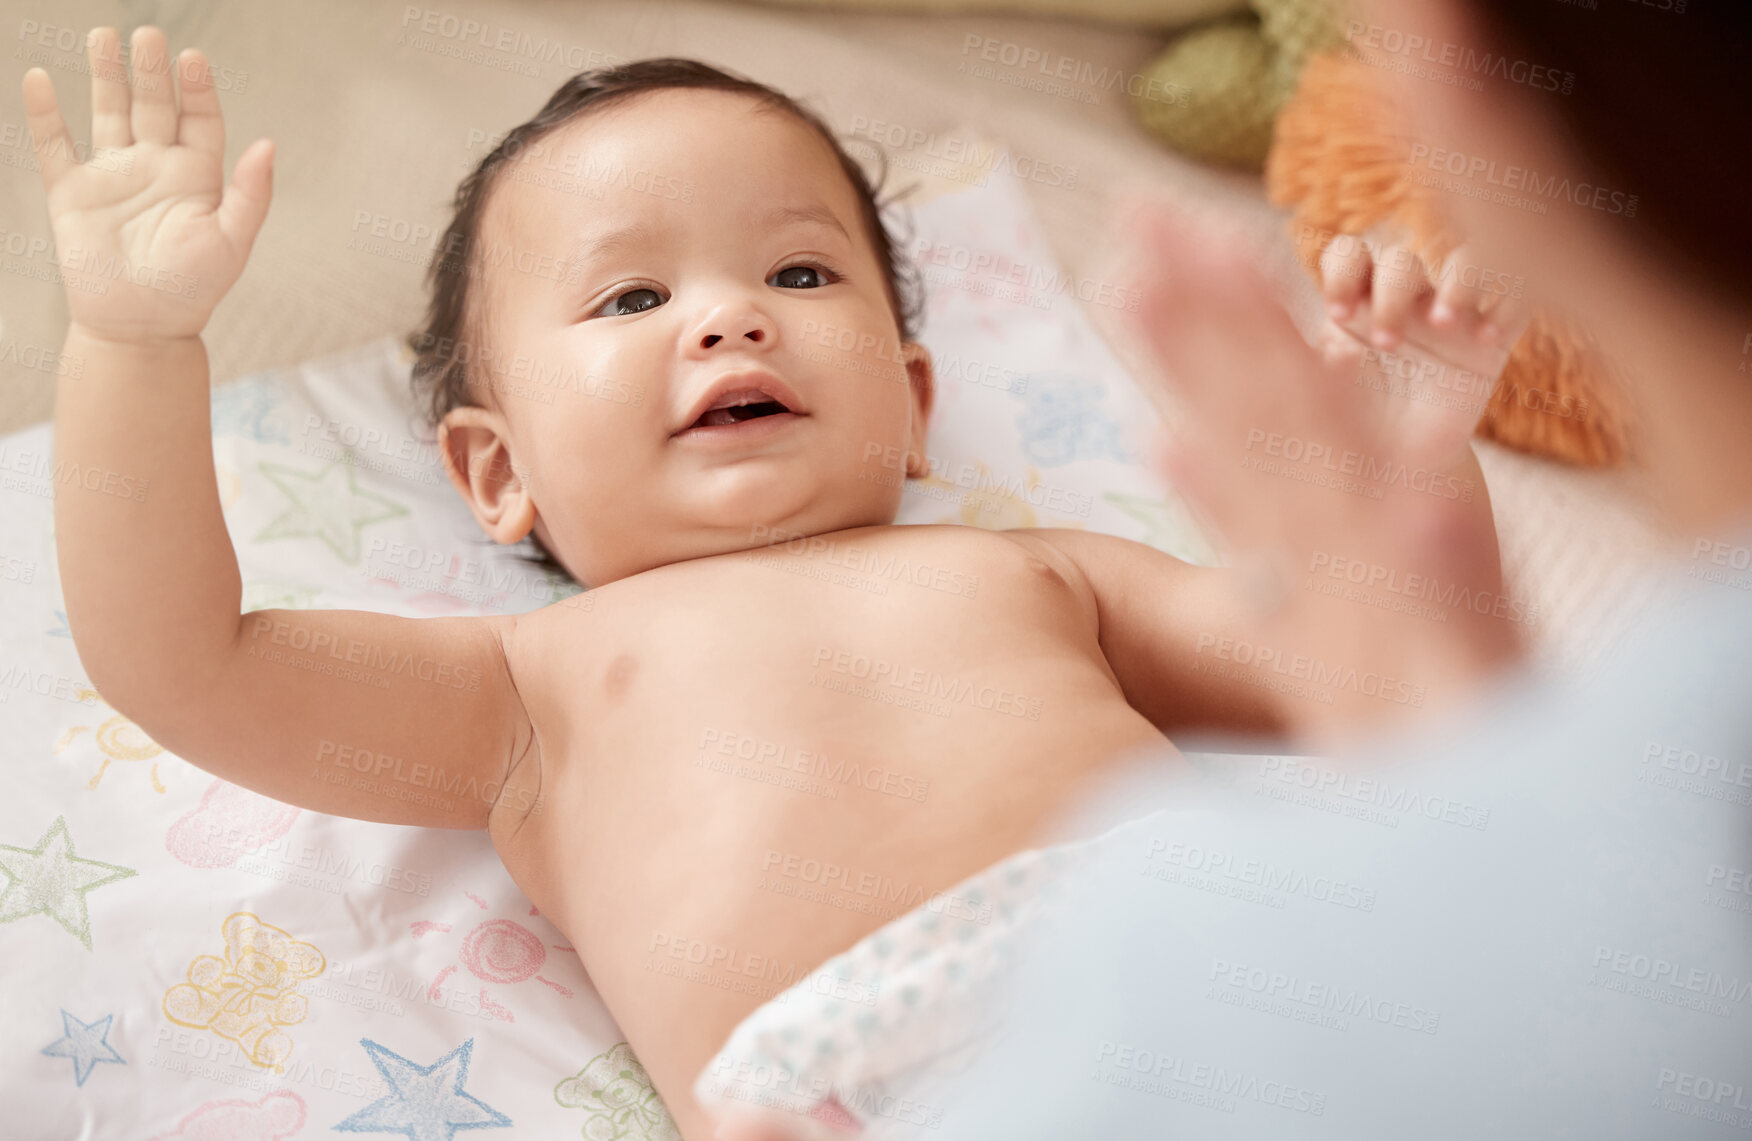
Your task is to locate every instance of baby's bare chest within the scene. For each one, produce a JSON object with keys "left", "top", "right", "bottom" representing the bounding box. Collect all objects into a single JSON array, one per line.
[
  {"left": 526, "top": 526, "right": 1102, "bottom": 726},
  {"left": 493, "top": 527, "right": 1133, "bottom": 856},
  {"left": 493, "top": 526, "right": 1155, "bottom": 919}
]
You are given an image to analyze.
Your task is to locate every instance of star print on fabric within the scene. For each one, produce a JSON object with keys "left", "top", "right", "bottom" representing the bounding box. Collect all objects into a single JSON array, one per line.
[
  {"left": 210, "top": 375, "right": 291, "bottom": 444},
  {"left": 1013, "top": 373, "right": 1132, "bottom": 466},
  {"left": 334, "top": 1037, "right": 511, "bottom": 1140},
  {"left": 253, "top": 460, "right": 409, "bottom": 564},
  {"left": 40, "top": 1009, "right": 126, "bottom": 1086},
  {"left": 0, "top": 816, "right": 137, "bottom": 950}
]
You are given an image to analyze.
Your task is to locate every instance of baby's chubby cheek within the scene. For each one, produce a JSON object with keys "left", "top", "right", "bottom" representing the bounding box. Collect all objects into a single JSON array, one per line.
[
  {"left": 512, "top": 376, "right": 642, "bottom": 473},
  {"left": 806, "top": 325, "right": 915, "bottom": 405},
  {"left": 787, "top": 314, "right": 907, "bottom": 366},
  {"left": 517, "top": 338, "right": 656, "bottom": 431},
  {"left": 854, "top": 438, "right": 921, "bottom": 491}
]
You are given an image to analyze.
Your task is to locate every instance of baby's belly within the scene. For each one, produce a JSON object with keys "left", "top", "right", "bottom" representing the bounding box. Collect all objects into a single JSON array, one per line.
[
  {"left": 533, "top": 689, "right": 1164, "bottom": 1138},
  {"left": 492, "top": 526, "right": 1179, "bottom": 1136}
]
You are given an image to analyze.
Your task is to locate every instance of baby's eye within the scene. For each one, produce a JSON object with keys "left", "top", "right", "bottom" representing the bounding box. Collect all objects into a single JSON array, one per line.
[
  {"left": 593, "top": 285, "right": 665, "bottom": 319},
  {"left": 770, "top": 263, "right": 836, "bottom": 289}
]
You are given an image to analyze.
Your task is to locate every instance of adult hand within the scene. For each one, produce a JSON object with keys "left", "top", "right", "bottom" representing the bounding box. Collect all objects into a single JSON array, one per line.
[{"left": 1112, "top": 195, "right": 1523, "bottom": 743}]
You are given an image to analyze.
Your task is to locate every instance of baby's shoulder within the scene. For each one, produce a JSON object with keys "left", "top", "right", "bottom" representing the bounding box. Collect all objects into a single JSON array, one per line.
[{"left": 870, "top": 523, "right": 1104, "bottom": 617}]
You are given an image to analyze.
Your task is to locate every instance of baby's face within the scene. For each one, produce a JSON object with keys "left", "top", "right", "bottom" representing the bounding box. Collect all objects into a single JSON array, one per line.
[{"left": 443, "top": 88, "right": 933, "bottom": 586}]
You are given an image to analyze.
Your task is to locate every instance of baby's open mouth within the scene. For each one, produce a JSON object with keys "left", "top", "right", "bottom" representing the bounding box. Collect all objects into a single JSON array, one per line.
[
  {"left": 673, "top": 372, "right": 810, "bottom": 440},
  {"left": 685, "top": 387, "right": 800, "bottom": 431},
  {"left": 692, "top": 393, "right": 792, "bottom": 429}
]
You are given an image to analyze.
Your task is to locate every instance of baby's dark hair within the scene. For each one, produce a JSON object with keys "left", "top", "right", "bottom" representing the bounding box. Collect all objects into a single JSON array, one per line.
[{"left": 406, "top": 57, "right": 924, "bottom": 584}]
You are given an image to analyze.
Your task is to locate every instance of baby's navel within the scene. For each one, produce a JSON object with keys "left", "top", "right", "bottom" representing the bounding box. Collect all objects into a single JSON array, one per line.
[{"left": 603, "top": 652, "right": 639, "bottom": 702}]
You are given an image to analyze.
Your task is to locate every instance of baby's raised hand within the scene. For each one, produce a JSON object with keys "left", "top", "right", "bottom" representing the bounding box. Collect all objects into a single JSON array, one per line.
[
  {"left": 1317, "top": 226, "right": 1529, "bottom": 382},
  {"left": 1115, "top": 197, "right": 1520, "bottom": 739},
  {"left": 21, "top": 26, "right": 273, "bottom": 343}
]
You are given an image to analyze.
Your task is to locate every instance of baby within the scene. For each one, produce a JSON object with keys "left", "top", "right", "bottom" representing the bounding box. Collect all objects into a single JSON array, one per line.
[{"left": 25, "top": 26, "right": 1522, "bottom": 1140}]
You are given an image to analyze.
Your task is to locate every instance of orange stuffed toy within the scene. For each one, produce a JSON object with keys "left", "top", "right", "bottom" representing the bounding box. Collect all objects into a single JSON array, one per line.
[{"left": 1265, "top": 51, "right": 1632, "bottom": 466}]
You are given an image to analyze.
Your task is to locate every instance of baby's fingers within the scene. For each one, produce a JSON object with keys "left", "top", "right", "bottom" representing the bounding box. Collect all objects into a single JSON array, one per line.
[
  {"left": 1428, "top": 244, "right": 1492, "bottom": 341},
  {"left": 1318, "top": 317, "right": 1369, "bottom": 373},
  {"left": 19, "top": 69, "right": 76, "bottom": 187},
  {"left": 1430, "top": 268, "right": 1484, "bottom": 341},
  {"left": 128, "top": 26, "right": 177, "bottom": 145},
  {"left": 216, "top": 138, "right": 275, "bottom": 255},
  {"left": 87, "top": 27, "right": 131, "bottom": 150},
  {"left": 1318, "top": 235, "right": 1371, "bottom": 321},
  {"left": 1366, "top": 243, "right": 1432, "bottom": 350},
  {"left": 175, "top": 49, "right": 224, "bottom": 157},
  {"left": 1478, "top": 288, "right": 1532, "bottom": 348}
]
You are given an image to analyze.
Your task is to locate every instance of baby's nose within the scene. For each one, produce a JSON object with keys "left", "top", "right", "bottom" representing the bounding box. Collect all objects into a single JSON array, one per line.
[
  {"left": 695, "top": 298, "right": 776, "bottom": 352},
  {"left": 701, "top": 324, "right": 766, "bottom": 349}
]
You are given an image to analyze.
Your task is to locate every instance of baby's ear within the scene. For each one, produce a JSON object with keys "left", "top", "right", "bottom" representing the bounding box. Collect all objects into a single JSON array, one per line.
[
  {"left": 901, "top": 341, "right": 934, "bottom": 477},
  {"left": 436, "top": 407, "right": 539, "bottom": 546}
]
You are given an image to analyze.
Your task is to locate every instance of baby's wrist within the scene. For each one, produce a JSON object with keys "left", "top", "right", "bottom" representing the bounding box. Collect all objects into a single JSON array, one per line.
[
  {"left": 66, "top": 321, "right": 205, "bottom": 355},
  {"left": 64, "top": 322, "right": 208, "bottom": 381}
]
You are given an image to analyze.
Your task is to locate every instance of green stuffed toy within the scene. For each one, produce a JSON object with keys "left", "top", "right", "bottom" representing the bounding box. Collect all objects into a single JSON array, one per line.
[
  {"left": 735, "top": 0, "right": 1340, "bottom": 170},
  {"left": 1132, "top": 0, "right": 1345, "bottom": 168}
]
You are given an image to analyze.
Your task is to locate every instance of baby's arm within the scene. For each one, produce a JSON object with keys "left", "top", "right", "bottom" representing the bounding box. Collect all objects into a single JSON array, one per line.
[
  {"left": 1022, "top": 516, "right": 1504, "bottom": 746},
  {"left": 1039, "top": 197, "right": 1528, "bottom": 747},
  {"left": 1017, "top": 530, "right": 1291, "bottom": 738},
  {"left": 1024, "top": 374, "right": 1511, "bottom": 744},
  {"left": 27, "top": 28, "right": 535, "bottom": 829}
]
